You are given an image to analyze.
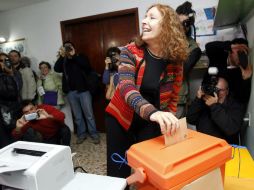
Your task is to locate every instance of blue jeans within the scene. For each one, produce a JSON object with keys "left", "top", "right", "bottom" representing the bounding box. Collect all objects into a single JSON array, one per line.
[{"left": 67, "top": 90, "right": 98, "bottom": 138}]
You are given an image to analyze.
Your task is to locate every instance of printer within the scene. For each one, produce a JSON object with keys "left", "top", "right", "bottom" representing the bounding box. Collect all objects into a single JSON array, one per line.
[
  {"left": 0, "top": 141, "right": 127, "bottom": 190},
  {"left": 0, "top": 141, "right": 74, "bottom": 190}
]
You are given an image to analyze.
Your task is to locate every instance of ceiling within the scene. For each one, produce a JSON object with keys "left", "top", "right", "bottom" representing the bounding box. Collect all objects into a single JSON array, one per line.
[{"left": 0, "top": 0, "right": 48, "bottom": 13}]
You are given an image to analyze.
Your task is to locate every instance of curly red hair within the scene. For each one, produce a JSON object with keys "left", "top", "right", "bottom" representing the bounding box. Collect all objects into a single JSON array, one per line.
[{"left": 136, "top": 4, "right": 188, "bottom": 65}]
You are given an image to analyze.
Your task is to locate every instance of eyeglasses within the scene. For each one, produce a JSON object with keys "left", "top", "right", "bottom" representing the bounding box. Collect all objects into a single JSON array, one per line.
[{"left": 215, "top": 87, "right": 228, "bottom": 93}]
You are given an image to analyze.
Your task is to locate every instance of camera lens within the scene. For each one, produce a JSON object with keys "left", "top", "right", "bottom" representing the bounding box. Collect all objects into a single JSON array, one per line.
[{"left": 4, "top": 58, "right": 12, "bottom": 69}]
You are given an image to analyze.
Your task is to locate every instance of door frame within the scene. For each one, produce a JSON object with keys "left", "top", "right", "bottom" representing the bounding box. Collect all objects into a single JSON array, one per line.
[{"left": 60, "top": 8, "right": 139, "bottom": 43}]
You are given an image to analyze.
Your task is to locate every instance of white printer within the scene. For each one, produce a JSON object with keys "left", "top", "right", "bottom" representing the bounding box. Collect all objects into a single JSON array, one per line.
[
  {"left": 0, "top": 141, "right": 74, "bottom": 190},
  {"left": 0, "top": 141, "right": 127, "bottom": 190}
]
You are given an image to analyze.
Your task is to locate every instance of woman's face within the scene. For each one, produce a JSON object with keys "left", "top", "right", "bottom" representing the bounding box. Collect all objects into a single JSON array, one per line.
[
  {"left": 141, "top": 6, "right": 162, "bottom": 44},
  {"left": 40, "top": 64, "right": 50, "bottom": 76}
]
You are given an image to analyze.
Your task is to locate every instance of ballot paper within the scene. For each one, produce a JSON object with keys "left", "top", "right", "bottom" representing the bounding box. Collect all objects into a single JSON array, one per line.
[{"left": 164, "top": 117, "right": 188, "bottom": 146}]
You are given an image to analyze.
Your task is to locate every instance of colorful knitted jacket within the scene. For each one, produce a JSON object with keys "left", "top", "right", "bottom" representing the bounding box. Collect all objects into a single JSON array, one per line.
[{"left": 106, "top": 44, "right": 183, "bottom": 130}]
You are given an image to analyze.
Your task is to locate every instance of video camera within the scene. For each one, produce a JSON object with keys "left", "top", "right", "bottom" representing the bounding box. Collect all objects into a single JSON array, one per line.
[{"left": 201, "top": 67, "right": 219, "bottom": 96}]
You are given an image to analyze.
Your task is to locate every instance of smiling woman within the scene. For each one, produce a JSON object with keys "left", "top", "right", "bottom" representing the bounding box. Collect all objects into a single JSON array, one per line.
[{"left": 105, "top": 3, "right": 188, "bottom": 185}]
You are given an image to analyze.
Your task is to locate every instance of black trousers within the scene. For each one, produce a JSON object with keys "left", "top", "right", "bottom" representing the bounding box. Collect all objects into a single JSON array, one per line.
[{"left": 106, "top": 113, "right": 161, "bottom": 179}]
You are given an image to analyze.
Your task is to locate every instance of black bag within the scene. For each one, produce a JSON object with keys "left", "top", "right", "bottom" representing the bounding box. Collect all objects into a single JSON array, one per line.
[{"left": 84, "top": 70, "right": 100, "bottom": 96}]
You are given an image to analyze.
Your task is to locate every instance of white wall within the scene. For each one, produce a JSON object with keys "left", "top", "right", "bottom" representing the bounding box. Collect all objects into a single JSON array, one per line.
[
  {"left": 245, "top": 15, "right": 254, "bottom": 157},
  {"left": 0, "top": 0, "right": 218, "bottom": 70},
  {"left": 0, "top": 0, "right": 219, "bottom": 131}
]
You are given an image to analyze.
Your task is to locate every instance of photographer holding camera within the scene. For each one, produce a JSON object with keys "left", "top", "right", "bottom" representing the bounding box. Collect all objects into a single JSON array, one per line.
[
  {"left": 175, "top": 1, "right": 202, "bottom": 118},
  {"left": 205, "top": 38, "right": 252, "bottom": 106},
  {"left": 187, "top": 76, "right": 245, "bottom": 144},
  {"left": 102, "top": 47, "right": 121, "bottom": 101},
  {"left": 12, "top": 100, "right": 71, "bottom": 145},
  {"left": 54, "top": 41, "right": 100, "bottom": 144},
  {"left": 0, "top": 53, "right": 23, "bottom": 148}
]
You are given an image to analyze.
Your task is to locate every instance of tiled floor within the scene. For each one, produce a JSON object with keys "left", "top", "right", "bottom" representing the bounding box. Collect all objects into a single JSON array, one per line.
[{"left": 70, "top": 133, "right": 107, "bottom": 175}]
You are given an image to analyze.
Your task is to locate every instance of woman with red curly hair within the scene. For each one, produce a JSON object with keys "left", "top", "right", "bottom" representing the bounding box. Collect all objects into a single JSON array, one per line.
[{"left": 106, "top": 4, "right": 188, "bottom": 181}]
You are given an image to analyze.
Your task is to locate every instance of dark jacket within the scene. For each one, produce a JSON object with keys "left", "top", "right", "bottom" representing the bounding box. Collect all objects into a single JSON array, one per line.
[
  {"left": 0, "top": 73, "right": 21, "bottom": 147},
  {"left": 187, "top": 96, "right": 245, "bottom": 144},
  {"left": 205, "top": 41, "right": 251, "bottom": 104},
  {"left": 54, "top": 54, "right": 92, "bottom": 93}
]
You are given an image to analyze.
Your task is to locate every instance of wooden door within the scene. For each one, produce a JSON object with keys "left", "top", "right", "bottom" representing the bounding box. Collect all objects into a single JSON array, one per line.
[{"left": 61, "top": 8, "right": 139, "bottom": 132}]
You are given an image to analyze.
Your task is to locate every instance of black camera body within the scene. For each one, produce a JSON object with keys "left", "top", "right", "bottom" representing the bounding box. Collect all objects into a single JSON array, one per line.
[
  {"left": 0, "top": 58, "right": 12, "bottom": 73},
  {"left": 237, "top": 51, "right": 248, "bottom": 69},
  {"left": 201, "top": 67, "right": 219, "bottom": 96},
  {"left": 4, "top": 58, "right": 12, "bottom": 69},
  {"left": 109, "top": 52, "right": 118, "bottom": 64},
  {"left": 64, "top": 44, "right": 73, "bottom": 52},
  {"left": 108, "top": 52, "right": 119, "bottom": 71}
]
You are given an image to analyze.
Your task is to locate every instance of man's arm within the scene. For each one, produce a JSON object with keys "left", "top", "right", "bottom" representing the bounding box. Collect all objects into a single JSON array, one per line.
[
  {"left": 38, "top": 105, "right": 65, "bottom": 122},
  {"left": 184, "top": 47, "right": 201, "bottom": 77},
  {"left": 186, "top": 97, "right": 206, "bottom": 125},
  {"left": 209, "top": 99, "right": 245, "bottom": 136},
  {"left": 54, "top": 57, "right": 65, "bottom": 73}
]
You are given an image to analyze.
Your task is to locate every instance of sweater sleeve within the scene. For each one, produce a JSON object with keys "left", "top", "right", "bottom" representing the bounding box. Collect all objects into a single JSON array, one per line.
[
  {"left": 41, "top": 105, "right": 65, "bottom": 122},
  {"left": 167, "top": 64, "right": 183, "bottom": 113},
  {"left": 118, "top": 47, "right": 157, "bottom": 120},
  {"left": 102, "top": 69, "right": 110, "bottom": 85},
  {"left": 54, "top": 57, "right": 64, "bottom": 73},
  {"left": 183, "top": 47, "right": 202, "bottom": 78}
]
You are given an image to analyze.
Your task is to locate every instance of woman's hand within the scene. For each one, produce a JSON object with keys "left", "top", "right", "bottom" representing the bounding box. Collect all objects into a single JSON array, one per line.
[{"left": 150, "top": 111, "right": 179, "bottom": 136}]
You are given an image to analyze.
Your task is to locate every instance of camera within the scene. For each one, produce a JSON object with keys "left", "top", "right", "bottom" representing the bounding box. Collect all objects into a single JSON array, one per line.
[
  {"left": 183, "top": 19, "right": 192, "bottom": 28},
  {"left": 64, "top": 44, "right": 73, "bottom": 52},
  {"left": 24, "top": 112, "right": 39, "bottom": 121},
  {"left": 109, "top": 52, "right": 118, "bottom": 64},
  {"left": 108, "top": 51, "right": 119, "bottom": 71},
  {"left": 237, "top": 51, "right": 248, "bottom": 69},
  {"left": 4, "top": 58, "right": 12, "bottom": 69},
  {"left": 201, "top": 67, "right": 219, "bottom": 96}
]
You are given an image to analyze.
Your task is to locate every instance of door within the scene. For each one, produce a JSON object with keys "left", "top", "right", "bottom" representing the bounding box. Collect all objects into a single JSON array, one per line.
[{"left": 61, "top": 8, "right": 139, "bottom": 132}]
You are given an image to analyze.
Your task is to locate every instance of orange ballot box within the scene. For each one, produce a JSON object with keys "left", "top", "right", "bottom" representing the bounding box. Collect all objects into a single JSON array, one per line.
[{"left": 127, "top": 129, "right": 232, "bottom": 190}]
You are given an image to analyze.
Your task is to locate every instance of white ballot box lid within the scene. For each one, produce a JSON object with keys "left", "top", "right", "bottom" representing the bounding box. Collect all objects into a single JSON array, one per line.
[{"left": 62, "top": 172, "right": 127, "bottom": 190}]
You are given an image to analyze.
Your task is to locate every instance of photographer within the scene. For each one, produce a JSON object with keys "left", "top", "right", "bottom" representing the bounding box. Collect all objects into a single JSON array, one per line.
[
  {"left": 102, "top": 47, "right": 121, "bottom": 101},
  {"left": 187, "top": 76, "right": 245, "bottom": 144},
  {"left": 176, "top": 1, "right": 202, "bottom": 118},
  {"left": 205, "top": 38, "right": 252, "bottom": 106},
  {"left": 12, "top": 100, "right": 71, "bottom": 146},
  {"left": 54, "top": 41, "right": 100, "bottom": 144},
  {"left": 0, "top": 53, "right": 22, "bottom": 148}
]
